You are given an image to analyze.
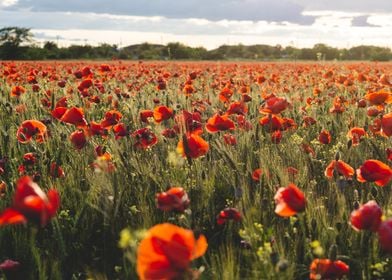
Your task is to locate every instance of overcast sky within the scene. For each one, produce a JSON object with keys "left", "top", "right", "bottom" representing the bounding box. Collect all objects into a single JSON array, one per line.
[{"left": 0, "top": 0, "right": 391, "bottom": 49}]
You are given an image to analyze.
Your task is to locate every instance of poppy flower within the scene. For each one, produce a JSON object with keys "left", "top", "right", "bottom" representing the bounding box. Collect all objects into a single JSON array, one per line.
[
  {"left": 318, "top": 130, "right": 332, "bottom": 145},
  {"left": 271, "top": 130, "right": 283, "bottom": 144},
  {"left": 153, "top": 106, "right": 174, "bottom": 123},
  {"left": 219, "top": 87, "right": 233, "bottom": 103},
  {"left": 52, "top": 107, "right": 88, "bottom": 127},
  {"left": 137, "top": 223, "right": 207, "bottom": 280},
  {"left": 175, "top": 110, "right": 203, "bottom": 134},
  {"left": 350, "top": 200, "right": 382, "bottom": 232},
  {"left": 381, "top": 112, "right": 392, "bottom": 137},
  {"left": 356, "top": 160, "right": 392, "bottom": 187},
  {"left": 100, "top": 110, "right": 122, "bottom": 128},
  {"left": 162, "top": 128, "right": 177, "bottom": 139},
  {"left": 324, "top": 160, "right": 355, "bottom": 179},
  {"left": 132, "top": 128, "right": 158, "bottom": 149},
  {"left": 87, "top": 121, "right": 108, "bottom": 137},
  {"left": 259, "top": 115, "right": 284, "bottom": 132},
  {"left": 364, "top": 90, "right": 392, "bottom": 106},
  {"left": 16, "top": 120, "right": 47, "bottom": 144},
  {"left": 77, "top": 78, "right": 93, "bottom": 91},
  {"left": 70, "top": 130, "right": 87, "bottom": 150},
  {"left": 378, "top": 219, "right": 392, "bottom": 254},
  {"left": 309, "top": 259, "right": 349, "bottom": 280},
  {"left": 274, "top": 183, "right": 306, "bottom": 217},
  {"left": 223, "top": 133, "right": 237, "bottom": 145},
  {"left": 50, "top": 162, "right": 65, "bottom": 178},
  {"left": 251, "top": 169, "right": 263, "bottom": 181},
  {"left": 206, "top": 113, "right": 235, "bottom": 133},
  {"left": 140, "top": 110, "right": 154, "bottom": 123},
  {"left": 177, "top": 133, "right": 209, "bottom": 159},
  {"left": 367, "top": 106, "right": 383, "bottom": 117},
  {"left": 0, "top": 259, "right": 21, "bottom": 279},
  {"left": 259, "top": 96, "right": 289, "bottom": 115},
  {"left": 303, "top": 116, "right": 317, "bottom": 127},
  {"left": 156, "top": 187, "right": 190, "bottom": 212},
  {"left": 226, "top": 101, "right": 248, "bottom": 115},
  {"left": 347, "top": 127, "right": 366, "bottom": 146},
  {"left": 113, "top": 123, "right": 129, "bottom": 140},
  {"left": 11, "top": 85, "right": 26, "bottom": 97},
  {"left": 386, "top": 148, "right": 392, "bottom": 161},
  {"left": 0, "top": 176, "right": 60, "bottom": 227},
  {"left": 217, "top": 207, "right": 242, "bottom": 225}
]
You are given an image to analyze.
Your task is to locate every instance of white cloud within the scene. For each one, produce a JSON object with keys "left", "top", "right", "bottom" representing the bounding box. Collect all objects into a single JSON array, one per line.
[{"left": 0, "top": 0, "right": 18, "bottom": 7}]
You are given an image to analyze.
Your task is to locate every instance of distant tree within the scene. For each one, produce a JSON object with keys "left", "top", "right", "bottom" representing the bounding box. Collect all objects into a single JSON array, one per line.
[{"left": 0, "top": 27, "right": 33, "bottom": 59}]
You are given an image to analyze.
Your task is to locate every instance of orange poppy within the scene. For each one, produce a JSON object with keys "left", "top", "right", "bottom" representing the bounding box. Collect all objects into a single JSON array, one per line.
[
  {"left": 259, "top": 115, "right": 284, "bottom": 132},
  {"left": 153, "top": 106, "right": 174, "bottom": 123},
  {"left": 206, "top": 113, "right": 235, "bottom": 133},
  {"left": 226, "top": 101, "right": 248, "bottom": 115},
  {"left": 252, "top": 168, "right": 263, "bottom": 181},
  {"left": 324, "top": 160, "right": 355, "bottom": 179},
  {"left": 177, "top": 133, "right": 209, "bottom": 159},
  {"left": 137, "top": 223, "right": 207, "bottom": 280},
  {"left": 274, "top": 183, "right": 306, "bottom": 217},
  {"left": 10, "top": 85, "right": 26, "bottom": 97},
  {"left": 356, "top": 160, "right": 392, "bottom": 187},
  {"left": 309, "top": 259, "right": 349, "bottom": 280},
  {"left": 347, "top": 127, "right": 366, "bottom": 146},
  {"left": 364, "top": 90, "right": 392, "bottom": 106},
  {"left": 16, "top": 120, "right": 47, "bottom": 144}
]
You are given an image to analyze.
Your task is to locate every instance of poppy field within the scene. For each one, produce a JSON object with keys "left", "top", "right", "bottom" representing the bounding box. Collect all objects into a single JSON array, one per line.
[{"left": 0, "top": 60, "right": 392, "bottom": 279}]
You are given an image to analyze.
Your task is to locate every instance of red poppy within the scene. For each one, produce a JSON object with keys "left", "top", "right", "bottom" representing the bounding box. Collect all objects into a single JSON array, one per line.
[
  {"left": 356, "top": 160, "right": 392, "bottom": 187},
  {"left": 156, "top": 187, "right": 190, "bottom": 212},
  {"left": 177, "top": 133, "right": 209, "bottom": 159},
  {"left": 77, "top": 78, "right": 93, "bottom": 91},
  {"left": 206, "top": 113, "right": 235, "bottom": 133},
  {"left": 132, "top": 128, "right": 158, "bottom": 149},
  {"left": 87, "top": 121, "right": 108, "bottom": 137},
  {"left": 50, "top": 162, "right": 65, "bottom": 178},
  {"left": 367, "top": 106, "right": 383, "bottom": 117},
  {"left": 0, "top": 176, "right": 60, "bottom": 227},
  {"left": 70, "top": 130, "right": 87, "bottom": 150},
  {"left": 350, "top": 200, "right": 382, "bottom": 232},
  {"left": 252, "top": 169, "right": 263, "bottom": 181},
  {"left": 217, "top": 207, "right": 242, "bottom": 225},
  {"left": 139, "top": 110, "right": 154, "bottom": 123},
  {"left": 259, "top": 96, "right": 289, "bottom": 115},
  {"left": 52, "top": 107, "right": 88, "bottom": 127},
  {"left": 324, "top": 160, "right": 355, "bottom": 179},
  {"left": 318, "top": 130, "right": 332, "bottom": 144},
  {"left": 259, "top": 115, "right": 284, "bottom": 132},
  {"left": 223, "top": 133, "right": 237, "bottom": 145},
  {"left": 175, "top": 110, "right": 203, "bottom": 134},
  {"left": 274, "top": 183, "right": 306, "bottom": 217},
  {"left": 309, "top": 259, "right": 349, "bottom": 280},
  {"left": 153, "top": 106, "right": 174, "bottom": 123},
  {"left": 386, "top": 148, "right": 392, "bottom": 161},
  {"left": 113, "top": 123, "right": 129, "bottom": 140},
  {"left": 16, "top": 120, "right": 47, "bottom": 144},
  {"left": 100, "top": 110, "right": 122, "bottom": 128},
  {"left": 226, "top": 101, "right": 248, "bottom": 115},
  {"left": 271, "top": 130, "right": 283, "bottom": 144},
  {"left": 137, "top": 223, "right": 207, "bottom": 280},
  {"left": 347, "top": 127, "right": 366, "bottom": 146},
  {"left": 381, "top": 113, "right": 392, "bottom": 137},
  {"left": 378, "top": 219, "right": 392, "bottom": 254},
  {"left": 162, "top": 128, "right": 177, "bottom": 139},
  {"left": 303, "top": 116, "right": 317, "bottom": 127}
]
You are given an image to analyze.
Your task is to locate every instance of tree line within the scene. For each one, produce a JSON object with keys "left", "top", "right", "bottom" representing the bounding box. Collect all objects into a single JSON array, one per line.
[{"left": 1, "top": 27, "right": 391, "bottom": 61}]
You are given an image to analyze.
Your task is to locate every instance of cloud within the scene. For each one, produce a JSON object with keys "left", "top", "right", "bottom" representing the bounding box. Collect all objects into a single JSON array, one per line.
[
  {"left": 5, "top": 0, "right": 314, "bottom": 24},
  {"left": 0, "top": 0, "right": 18, "bottom": 7}
]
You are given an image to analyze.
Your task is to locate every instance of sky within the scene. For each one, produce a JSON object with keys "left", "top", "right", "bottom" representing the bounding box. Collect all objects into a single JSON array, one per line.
[{"left": 0, "top": 0, "right": 391, "bottom": 49}]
